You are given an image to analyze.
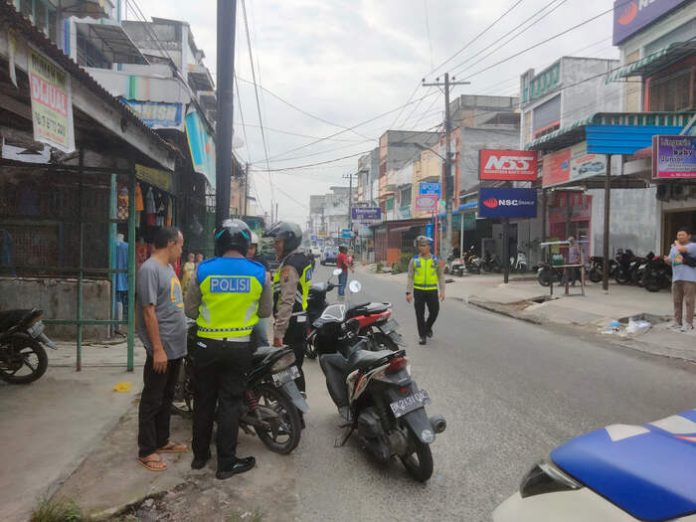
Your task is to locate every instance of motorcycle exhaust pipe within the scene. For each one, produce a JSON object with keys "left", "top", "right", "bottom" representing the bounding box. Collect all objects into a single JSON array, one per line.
[{"left": 430, "top": 415, "right": 447, "bottom": 434}]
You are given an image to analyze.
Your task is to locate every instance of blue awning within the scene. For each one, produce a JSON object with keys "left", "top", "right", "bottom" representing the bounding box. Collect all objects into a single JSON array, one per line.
[{"left": 438, "top": 201, "right": 478, "bottom": 218}]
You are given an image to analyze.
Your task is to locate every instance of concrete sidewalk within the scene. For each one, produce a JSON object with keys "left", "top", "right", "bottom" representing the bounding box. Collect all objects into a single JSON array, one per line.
[
  {"left": 0, "top": 341, "right": 144, "bottom": 521},
  {"left": 357, "top": 265, "right": 696, "bottom": 363}
]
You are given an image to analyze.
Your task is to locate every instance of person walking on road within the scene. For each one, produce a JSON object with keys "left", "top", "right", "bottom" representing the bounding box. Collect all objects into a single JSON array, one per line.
[
  {"left": 136, "top": 227, "right": 188, "bottom": 472},
  {"left": 336, "top": 245, "right": 353, "bottom": 299},
  {"left": 664, "top": 227, "right": 696, "bottom": 332},
  {"left": 185, "top": 219, "right": 273, "bottom": 480},
  {"left": 266, "top": 221, "right": 313, "bottom": 392},
  {"left": 406, "top": 236, "right": 445, "bottom": 345}
]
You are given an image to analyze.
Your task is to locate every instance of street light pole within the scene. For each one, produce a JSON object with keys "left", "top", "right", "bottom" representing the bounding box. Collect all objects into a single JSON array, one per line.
[{"left": 422, "top": 73, "right": 470, "bottom": 260}]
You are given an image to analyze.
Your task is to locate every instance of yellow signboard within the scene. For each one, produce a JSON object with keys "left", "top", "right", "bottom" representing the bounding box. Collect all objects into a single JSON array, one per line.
[{"left": 135, "top": 164, "right": 173, "bottom": 192}]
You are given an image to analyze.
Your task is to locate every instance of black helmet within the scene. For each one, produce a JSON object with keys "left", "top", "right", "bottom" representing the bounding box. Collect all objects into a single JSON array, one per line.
[
  {"left": 265, "top": 221, "right": 302, "bottom": 256},
  {"left": 214, "top": 218, "right": 252, "bottom": 256}
]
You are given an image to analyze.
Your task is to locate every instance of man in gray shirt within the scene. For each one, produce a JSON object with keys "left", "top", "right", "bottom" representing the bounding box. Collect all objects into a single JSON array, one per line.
[
  {"left": 136, "top": 227, "right": 188, "bottom": 472},
  {"left": 664, "top": 227, "right": 696, "bottom": 332}
]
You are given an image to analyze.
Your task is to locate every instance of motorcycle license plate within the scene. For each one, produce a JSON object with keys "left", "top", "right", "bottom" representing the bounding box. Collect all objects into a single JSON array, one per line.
[
  {"left": 27, "top": 320, "right": 45, "bottom": 338},
  {"left": 272, "top": 365, "right": 300, "bottom": 387},
  {"left": 383, "top": 318, "right": 399, "bottom": 334},
  {"left": 390, "top": 389, "right": 431, "bottom": 418}
]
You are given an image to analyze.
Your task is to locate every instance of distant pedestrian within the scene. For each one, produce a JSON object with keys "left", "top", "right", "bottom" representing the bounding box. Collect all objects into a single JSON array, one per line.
[
  {"left": 664, "top": 228, "right": 696, "bottom": 332},
  {"left": 406, "top": 236, "right": 445, "bottom": 345},
  {"left": 136, "top": 227, "right": 188, "bottom": 472},
  {"left": 195, "top": 252, "right": 205, "bottom": 267},
  {"left": 336, "top": 245, "right": 353, "bottom": 299},
  {"left": 567, "top": 236, "right": 581, "bottom": 286}
]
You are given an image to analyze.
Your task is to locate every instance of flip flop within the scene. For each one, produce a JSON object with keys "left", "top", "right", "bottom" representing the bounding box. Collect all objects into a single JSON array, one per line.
[
  {"left": 138, "top": 454, "right": 167, "bottom": 472},
  {"left": 157, "top": 441, "right": 188, "bottom": 453}
]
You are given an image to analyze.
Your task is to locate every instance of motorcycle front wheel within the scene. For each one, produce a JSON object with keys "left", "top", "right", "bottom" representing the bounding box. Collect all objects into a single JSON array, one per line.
[
  {"left": 615, "top": 269, "right": 630, "bottom": 285},
  {"left": 254, "top": 384, "right": 302, "bottom": 454},
  {"left": 400, "top": 432, "right": 433, "bottom": 482},
  {"left": 589, "top": 268, "right": 602, "bottom": 283},
  {"left": 0, "top": 335, "right": 48, "bottom": 384},
  {"left": 304, "top": 339, "right": 318, "bottom": 360},
  {"left": 537, "top": 270, "right": 552, "bottom": 287}
]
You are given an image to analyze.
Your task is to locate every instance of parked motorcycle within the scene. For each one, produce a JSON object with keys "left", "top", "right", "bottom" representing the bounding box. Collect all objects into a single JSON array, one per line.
[
  {"left": 0, "top": 308, "right": 57, "bottom": 384},
  {"left": 509, "top": 251, "right": 528, "bottom": 273},
  {"left": 614, "top": 249, "right": 639, "bottom": 285},
  {"left": 643, "top": 256, "right": 672, "bottom": 292},
  {"left": 445, "top": 253, "right": 465, "bottom": 277},
  {"left": 536, "top": 262, "right": 564, "bottom": 287},
  {"left": 172, "top": 324, "right": 309, "bottom": 455},
  {"left": 464, "top": 246, "right": 481, "bottom": 274},
  {"left": 317, "top": 316, "right": 446, "bottom": 482},
  {"left": 588, "top": 256, "right": 617, "bottom": 283},
  {"left": 481, "top": 251, "right": 502, "bottom": 273},
  {"left": 305, "top": 270, "right": 404, "bottom": 360}
]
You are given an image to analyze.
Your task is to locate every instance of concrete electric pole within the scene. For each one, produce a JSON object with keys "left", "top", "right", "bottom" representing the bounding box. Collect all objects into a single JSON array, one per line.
[
  {"left": 422, "top": 73, "right": 470, "bottom": 260},
  {"left": 215, "top": 0, "right": 237, "bottom": 226}
]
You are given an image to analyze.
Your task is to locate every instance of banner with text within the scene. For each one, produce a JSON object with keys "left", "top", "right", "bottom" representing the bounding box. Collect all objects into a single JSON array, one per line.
[
  {"left": 653, "top": 135, "right": 696, "bottom": 179},
  {"left": 479, "top": 149, "right": 538, "bottom": 181},
  {"left": 28, "top": 47, "right": 75, "bottom": 152},
  {"left": 478, "top": 188, "right": 537, "bottom": 219}
]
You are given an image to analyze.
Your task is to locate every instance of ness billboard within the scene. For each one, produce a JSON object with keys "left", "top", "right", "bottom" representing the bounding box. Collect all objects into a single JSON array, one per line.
[
  {"left": 479, "top": 149, "right": 538, "bottom": 181},
  {"left": 613, "top": 0, "right": 688, "bottom": 45}
]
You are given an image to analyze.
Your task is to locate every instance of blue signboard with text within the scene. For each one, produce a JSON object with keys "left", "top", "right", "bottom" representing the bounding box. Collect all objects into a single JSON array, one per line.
[
  {"left": 419, "top": 182, "right": 441, "bottom": 196},
  {"left": 352, "top": 207, "right": 381, "bottom": 220},
  {"left": 341, "top": 229, "right": 352, "bottom": 239},
  {"left": 478, "top": 188, "right": 537, "bottom": 219}
]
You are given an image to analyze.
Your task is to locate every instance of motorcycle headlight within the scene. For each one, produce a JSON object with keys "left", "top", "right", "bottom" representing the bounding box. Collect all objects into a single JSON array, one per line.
[
  {"left": 270, "top": 352, "right": 296, "bottom": 373},
  {"left": 519, "top": 460, "right": 582, "bottom": 499}
]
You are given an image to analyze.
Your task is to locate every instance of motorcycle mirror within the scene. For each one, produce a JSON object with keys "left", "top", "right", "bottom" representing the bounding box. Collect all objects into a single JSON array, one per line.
[
  {"left": 348, "top": 280, "right": 362, "bottom": 293},
  {"left": 332, "top": 268, "right": 342, "bottom": 277}
]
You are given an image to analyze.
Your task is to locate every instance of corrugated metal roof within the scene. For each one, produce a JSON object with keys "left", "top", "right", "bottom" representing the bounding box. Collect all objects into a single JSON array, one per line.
[
  {"left": 605, "top": 41, "right": 696, "bottom": 83},
  {"left": 0, "top": 2, "right": 174, "bottom": 159}
]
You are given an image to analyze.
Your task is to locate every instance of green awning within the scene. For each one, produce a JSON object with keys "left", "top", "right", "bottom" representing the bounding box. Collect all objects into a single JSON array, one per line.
[{"left": 605, "top": 41, "right": 696, "bottom": 83}]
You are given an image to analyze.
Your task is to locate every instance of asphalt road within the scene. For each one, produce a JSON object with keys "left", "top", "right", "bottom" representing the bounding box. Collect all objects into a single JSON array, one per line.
[{"left": 291, "top": 265, "right": 696, "bottom": 522}]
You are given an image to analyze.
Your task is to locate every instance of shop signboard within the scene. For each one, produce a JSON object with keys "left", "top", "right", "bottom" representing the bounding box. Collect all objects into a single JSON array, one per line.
[
  {"left": 652, "top": 135, "right": 696, "bottom": 179},
  {"left": 185, "top": 110, "right": 216, "bottom": 189},
  {"left": 541, "top": 143, "right": 607, "bottom": 188},
  {"left": 351, "top": 207, "right": 381, "bottom": 220},
  {"left": 478, "top": 188, "right": 537, "bottom": 219},
  {"left": 419, "top": 182, "right": 441, "bottom": 196},
  {"left": 479, "top": 149, "right": 538, "bottom": 181},
  {"left": 341, "top": 228, "right": 352, "bottom": 239},
  {"left": 415, "top": 194, "right": 438, "bottom": 212},
  {"left": 124, "top": 100, "right": 184, "bottom": 129},
  {"left": 28, "top": 47, "right": 75, "bottom": 153},
  {"left": 613, "top": 0, "right": 688, "bottom": 45},
  {"left": 135, "top": 164, "right": 172, "bottom": 192}
]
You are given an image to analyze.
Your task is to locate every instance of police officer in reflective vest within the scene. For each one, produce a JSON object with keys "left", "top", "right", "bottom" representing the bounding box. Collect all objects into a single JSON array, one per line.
[
  {"left": 265, "top": 221, "right": 312, "bottom": 392},
  {"left": 184, "top": 219, "right": 272, "bottom": 480},
  {"left": 406, "top": 235, "right": 445, "bottom": 345}
]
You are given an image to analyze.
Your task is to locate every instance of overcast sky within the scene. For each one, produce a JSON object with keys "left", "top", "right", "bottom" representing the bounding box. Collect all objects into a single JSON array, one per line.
[{"left": 137, "top": 0, "right": 618, "bottom": 225}]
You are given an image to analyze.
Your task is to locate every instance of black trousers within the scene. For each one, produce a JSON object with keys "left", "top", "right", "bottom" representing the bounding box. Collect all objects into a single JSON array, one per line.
[
  {"left": 191, "top": 338, "right": 253, "bottom": 471},
  {"left": 414, "top": 289, "right": 440, "bottom": 338},
  {"left": 284, "top": 321, "right": 306, "bottom": 392},
  {"left": 138, "top": 355, "right": 183, "bottom": 458}
]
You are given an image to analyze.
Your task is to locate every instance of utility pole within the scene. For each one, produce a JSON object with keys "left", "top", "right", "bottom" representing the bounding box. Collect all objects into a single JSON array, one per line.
[
  {"left": 342, "top": 172, "right": 357, "bottom": 245},
  {"left": 215, "top": 0, "right": 237, "bottom": 226},
  {"left": 422, "top": 73, "right": 470, "bottom": 259},
  {"left": 275, "top": 202, "right": 279, "bottom": 223},
  {"left": 242, "top": 162, "right": 249, "bottom": 216}
]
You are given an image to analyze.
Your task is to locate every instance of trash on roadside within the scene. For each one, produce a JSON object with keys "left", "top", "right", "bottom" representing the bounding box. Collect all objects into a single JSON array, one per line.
[
  {"left": 113, "top": 381, "right": 132, "bottom": 393},
  {"left": 601, "top": 320, "right": 623, "bottom": 335},
  {"left": 625, "top": 319, "right": 652, "bottom": 336}
]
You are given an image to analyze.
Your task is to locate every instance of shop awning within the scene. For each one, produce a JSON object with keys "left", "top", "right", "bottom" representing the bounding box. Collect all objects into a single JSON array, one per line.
[
  {"left": 438, "top": 201, "right": 479, "bottom": 218},
  {"left": 75, "top": 20, "right": 148, "bottom": 65},
  {"left": 527, "top": 112, "right": 695, "bottom": 153},
  {"left": 605, "top": 41, "right": 696, "bottom": 83}
]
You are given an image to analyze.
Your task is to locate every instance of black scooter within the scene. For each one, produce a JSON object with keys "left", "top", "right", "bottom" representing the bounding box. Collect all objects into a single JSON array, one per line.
[
  {"left": 0, "top": 308, "right": 57, "bottom": 384},
  {"left": 317, "top": 319, "right": 446, "bottom": 482},
  {"left": 172, "top": 325, "right": 309, "bottom": 454}
]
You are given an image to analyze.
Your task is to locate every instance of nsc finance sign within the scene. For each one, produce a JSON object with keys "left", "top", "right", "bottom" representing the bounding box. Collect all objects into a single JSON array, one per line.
[
  {"left": 478, "top": 188, "right": 537, "bottom": 219},
  {"left": 479, "top": 149, "right": 538, "bottom": 181}
]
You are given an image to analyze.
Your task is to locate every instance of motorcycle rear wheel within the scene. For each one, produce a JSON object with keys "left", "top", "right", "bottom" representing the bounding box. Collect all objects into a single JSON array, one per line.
[
  {"left": 304, "top": 339, "right": 318, "bottom": 360},
  {"left": 615, "top": 269, "right": 630, "bottom": 285},
  {"left": 400, "top": 432, "right": 433, "bottom": 482},
  {"left": 588, "top": 269, "right": 602, "bottom": 283},
  {"left": 254, "top": 384, "right": 302, "bottom": 454},
  {"left": 0, "top": 336, "right": 48, "bottom": 384},
  {"left": 537, "top": 270, "right": 552, "bottom": 287}
]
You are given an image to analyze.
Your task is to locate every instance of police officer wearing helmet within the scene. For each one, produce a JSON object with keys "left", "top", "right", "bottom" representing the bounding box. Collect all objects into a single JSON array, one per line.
[
  {"left": 406, "top": 235, "right": 445, "bottom": 345},
  {"left": 265, "top": 221, "right": 313, "bottom": 392},
  {"left": 184, "top": 219, "right": 272, "bottom": 480}
]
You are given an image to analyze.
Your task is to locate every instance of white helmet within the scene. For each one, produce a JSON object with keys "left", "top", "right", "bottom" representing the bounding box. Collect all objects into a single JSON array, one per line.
[{"left": 250, "top": 232, "right": 259, "bottom": 245}]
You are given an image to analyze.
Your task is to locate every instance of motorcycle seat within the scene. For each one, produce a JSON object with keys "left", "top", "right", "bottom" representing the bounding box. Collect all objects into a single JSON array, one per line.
[
  {"left": 348, "top": 349, "right": 396, "bottom": 372},
  {"left": 347, "top": 302, "right": 388, "bottom": 317},
  {"left": 0, "top": 309, "right": 38, "bottom": 333}
]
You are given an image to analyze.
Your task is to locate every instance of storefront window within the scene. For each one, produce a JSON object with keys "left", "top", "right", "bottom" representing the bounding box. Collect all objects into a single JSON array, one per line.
[{"left": 650, "top": 69, "right": 694, "bottom": 111}]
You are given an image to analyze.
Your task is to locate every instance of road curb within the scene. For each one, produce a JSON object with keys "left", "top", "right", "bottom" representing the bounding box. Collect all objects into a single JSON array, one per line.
[{"left": 466, "top": 298, "right": 543, "bottom": 325}]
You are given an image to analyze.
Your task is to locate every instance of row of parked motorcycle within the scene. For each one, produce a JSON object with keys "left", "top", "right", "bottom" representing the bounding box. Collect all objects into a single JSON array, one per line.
[
  {"left": 537, "top": 249, "right": 673, "bottom": 292},
  {"left": 446, "top": 246, "right": 529, "bottom": 276}
]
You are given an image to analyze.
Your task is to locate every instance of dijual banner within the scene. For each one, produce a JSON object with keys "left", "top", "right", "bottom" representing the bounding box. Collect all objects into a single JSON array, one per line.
[
  {"left": 653, "top": 135, "right": 696, "bottom": 179},
  {"left": 185, "top": 110, "right": 216, "bottom": 190},
  {"left": 28, "top": 47, "right": 75, "bottom": 152}
]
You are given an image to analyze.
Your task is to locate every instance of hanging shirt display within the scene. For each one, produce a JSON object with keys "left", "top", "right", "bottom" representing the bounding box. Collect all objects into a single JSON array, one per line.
[
  {"left": 117, "top": 186, "right": 129, "bottom": 220},
  {"left": 135, "top": 183, "right": 144, "bottom": 212},
  {"left": 145, "top": 187, "right": 156, "bottom": 226}
]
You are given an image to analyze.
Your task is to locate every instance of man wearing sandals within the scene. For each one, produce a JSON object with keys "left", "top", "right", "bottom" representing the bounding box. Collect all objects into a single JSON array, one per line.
[{"left": 136, "top": 227, "right": 188, "bottom": 471}]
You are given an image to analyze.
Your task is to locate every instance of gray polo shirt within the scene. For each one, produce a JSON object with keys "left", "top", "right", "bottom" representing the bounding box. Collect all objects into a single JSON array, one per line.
[{"left": 136, "top": 257, "right": 187, "bottom": 360}]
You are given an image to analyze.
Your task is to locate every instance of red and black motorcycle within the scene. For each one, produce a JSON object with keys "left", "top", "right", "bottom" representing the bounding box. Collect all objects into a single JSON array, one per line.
[{"left": 304, "top": 271, "right": 404, "bottom": 360}]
